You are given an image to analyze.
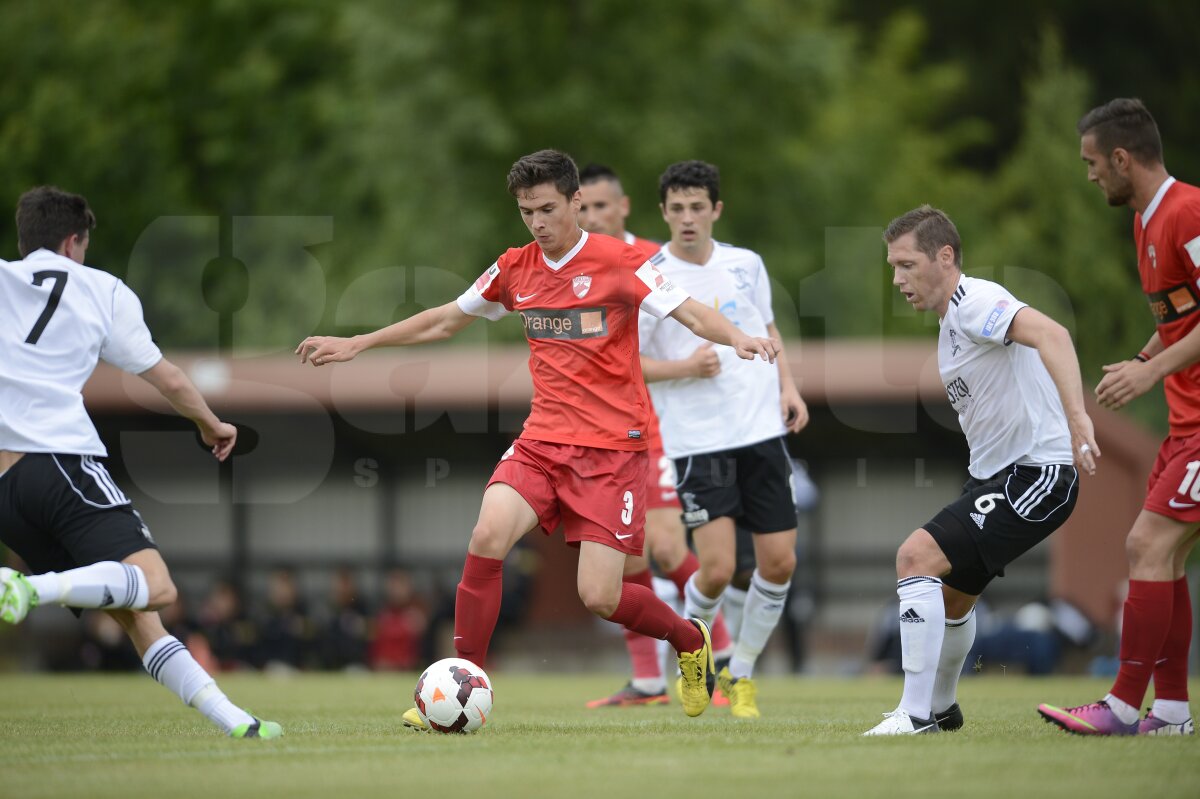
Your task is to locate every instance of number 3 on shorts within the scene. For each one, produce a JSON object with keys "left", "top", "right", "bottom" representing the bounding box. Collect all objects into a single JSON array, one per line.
[{"left": 621, "top": 490, "right": 634, "bottom": 525}]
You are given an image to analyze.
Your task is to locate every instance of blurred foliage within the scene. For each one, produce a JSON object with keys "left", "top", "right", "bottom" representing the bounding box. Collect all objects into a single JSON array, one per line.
[{"left": 0, "top": 0, "right": 1185, "bottom": 429}]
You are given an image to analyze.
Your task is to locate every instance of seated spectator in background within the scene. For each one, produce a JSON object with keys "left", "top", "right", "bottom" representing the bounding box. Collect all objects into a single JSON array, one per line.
[
  {"left": 370, "top": 569, "right": 428, "bottom": 671},
  {"left": 197, "top": 578, "right": 257, "bottom": 671},
  {"left": 255, "top": 568, "right": 311, "bottom": 671},
  {"left": 973, "top": 598, "right": 1096, "bottom": 676},
  {"left": 319, "top": 567, "right": 369, "bottom": 670}
]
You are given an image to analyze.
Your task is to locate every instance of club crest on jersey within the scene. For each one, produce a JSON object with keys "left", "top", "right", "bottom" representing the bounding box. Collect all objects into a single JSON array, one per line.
[{"left": 572, "top": 275, "right": 592, "bottom": 298}]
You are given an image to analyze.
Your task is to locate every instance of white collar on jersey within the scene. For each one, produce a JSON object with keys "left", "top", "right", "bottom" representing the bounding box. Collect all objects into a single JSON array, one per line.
[
  {"left": 542, "top": 229, "right": 588, "bottom": 271},
  {"left": 1141, "top": 176, "right": 1176, "bottom": 228},
  {"left": 623, "top": 231, "right": 636, "bottom": 244}
]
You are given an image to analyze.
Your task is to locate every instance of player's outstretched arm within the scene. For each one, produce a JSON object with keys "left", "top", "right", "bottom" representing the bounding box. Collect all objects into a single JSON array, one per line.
[
  {"left": 1006, "top": 307, "right": 1099, "bottom": 474},
  {"left": 767, "top": 322, "right": 808, "bottom": 433},
  {"left": 296, "top": 301, "right": 478, "bottom": 367},
  {"left": 668, "top": 298, "right": 779, "bottom": 363},
  {"left": 137, "top": 359, "right": 237, "bottom": 462}
]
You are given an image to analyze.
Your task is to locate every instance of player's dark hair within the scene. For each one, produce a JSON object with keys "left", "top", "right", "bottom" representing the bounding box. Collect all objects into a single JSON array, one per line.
[
  {"left": 1077, "top": 98, "right": 1163, "bottom": 166},
  {"left": 658, "top": 160, "right": 719, "bottom": 205},
  {"left": 883, "top": 205, "right": 962, "bottom": 267},
  {"left": 507, "top": 150, "right": 580, "bottom": 199},
  {"left": 579, "top": 163, "right": 620, "bottom": 186},
  {"left": 16, "top": 186, "right": 96, "bottom": 258}
]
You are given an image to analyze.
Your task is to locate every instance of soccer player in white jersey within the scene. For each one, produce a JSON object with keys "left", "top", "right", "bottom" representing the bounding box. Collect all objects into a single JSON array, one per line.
[
  {"left": 578, "top": 163, "right": 735, "bottom": 708},
  {"left": 0, "top": 187, "right": 281, "bottom": 739},
  {"left": 863, "top": 205, "right": 1099, "bottom": 735},
  {"left": 639, "top": 160, "right": 809, "bottom": 718}
]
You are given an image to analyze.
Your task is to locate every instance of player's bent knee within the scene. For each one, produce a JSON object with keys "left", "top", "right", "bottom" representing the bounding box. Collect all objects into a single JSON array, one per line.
[
  {"left": 896, "top": 533, "right": 939, "bottom": 577},
  {"left": 578, "top": 585, "right": 619, "bottom": 618},
  {"left": 649, "top": 539, "right": 687, "bottom": 570},
  {"left": 760, "top": 551, "right": 796, "bottom": 582},
  {"left": 145, "top": 577, "right": 178, "bottom": 611},
  {"left": 697, "top": 562, "right": 734, "bottom": 593},
  {"left": 468, "top": 523, "right": 511, "bottom": 559},
  {"left": 1125, "top": 527, "right": 1172, "bottom": 569}
]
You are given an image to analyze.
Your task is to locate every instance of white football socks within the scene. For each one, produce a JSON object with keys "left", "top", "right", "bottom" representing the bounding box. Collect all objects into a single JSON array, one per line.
[
  {"left": 1149, "top": 698, "right": 1191, "bottom": 725},
  {"left": 1103, "top": 693, "right": 1140, "bottom": 725},
  {"left": 932, "top": 606, "right": 976, "bottom": 714},
  {"left": 729, "top": 571, "right": 790, "bottom": 679},
  {"left": 683, "top": 574, "right": 723, "bottom": 628},
  {"left": 722, "top": 585, "right": 748, "bottom": 643},
  {"left": 142, "top": 635, "right": 254, "bottom": 734},
  {"left": 27, "top": 562, "right": 149, "bottom": 610},
  {"left": 897, "top": 576, "right": 945, "bottom": 721},
  {"left": 631, "top": 677, "right": 666, "bottom": 694}
]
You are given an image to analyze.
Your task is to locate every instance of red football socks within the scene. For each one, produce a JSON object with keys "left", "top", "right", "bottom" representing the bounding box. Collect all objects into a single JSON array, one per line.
[
  {"left": 1151, "top": 577, "right": 1192, "bottom": 701},
  {"left": 1111, "top": 579, "right": 1175, "bottom": 708},
  {"left": 665, "top": 552, "right": 700, "bottom": 594},
  {"left": 621, "top": 569, "right": 663, "bottom": 679},
  {"left": 453, "top": 553, "right": 505, "bottom": 668},
  {"left": 608, "top": 581, "right": 703, "bottom": 654}
]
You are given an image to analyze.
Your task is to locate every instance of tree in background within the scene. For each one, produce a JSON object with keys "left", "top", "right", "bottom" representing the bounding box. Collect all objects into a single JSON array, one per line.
[{"left": 0, "top": 1, "right": 1180, "bottom": 430}]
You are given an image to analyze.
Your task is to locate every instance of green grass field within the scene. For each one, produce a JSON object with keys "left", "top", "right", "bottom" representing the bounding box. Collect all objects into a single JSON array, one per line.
[{"left": 1, "top": 674, "right": 1195, "bottom": 799}]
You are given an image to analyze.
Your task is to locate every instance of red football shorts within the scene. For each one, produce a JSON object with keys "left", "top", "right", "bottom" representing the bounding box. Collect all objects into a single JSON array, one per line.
[
  {"left": 647, "top": 443, "right": 682, "bottom": 511},
  {"left": 487, "top": 439, "right": 648, "bottom": 555},
  {"left": 1145, "top": 431, "right": 1200, "bottom": 522}
]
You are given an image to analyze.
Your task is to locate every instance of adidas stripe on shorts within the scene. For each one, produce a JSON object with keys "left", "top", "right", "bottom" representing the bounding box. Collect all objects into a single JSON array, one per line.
[
  {"left": 923, "top": 463, "right": 1078, "bottom": 596},
  {"left": 0, "top": 453, "right": 158, "bottom": 579}
]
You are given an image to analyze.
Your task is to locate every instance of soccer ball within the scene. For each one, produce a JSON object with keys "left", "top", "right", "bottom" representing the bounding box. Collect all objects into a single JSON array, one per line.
[{"left": 414, "top": 657, "right": 494, "bottom": 733}]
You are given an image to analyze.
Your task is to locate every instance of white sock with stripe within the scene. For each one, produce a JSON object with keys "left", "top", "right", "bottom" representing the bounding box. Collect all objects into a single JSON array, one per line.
[
  {"left": 932, "top": 606, "right": 976, "bottom": 714},
  {"left": 143, "top": 635, "right": 254, "bottom": 734},
  {"left": 683, "top": 574, "right": 723, "bottom": 627},
  {"left": 27, "top": 562, "right": 149, "bottom": 609},
  {"left": 722, "top": 585, "right": 748, "bottom": 643},
  {"left": 730, "top": 571, "right": 790, "bottom": 679},
  {"left": 897, "top": 576, "right": 945, "bottom": 721}
]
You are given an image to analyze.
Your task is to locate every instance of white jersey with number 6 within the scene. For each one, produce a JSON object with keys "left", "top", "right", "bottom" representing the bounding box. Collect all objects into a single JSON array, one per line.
[{"left": 0, "top": 249, "right": 162, "bottom": 456}]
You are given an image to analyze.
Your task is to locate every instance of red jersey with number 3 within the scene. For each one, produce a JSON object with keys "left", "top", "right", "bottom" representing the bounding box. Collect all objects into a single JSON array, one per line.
[
  {"left": 458, "top": 230, "right": 689, "bottom": 451},
  {"left": 1135, "top": 178, "right": 1200, "bottom": 436}
]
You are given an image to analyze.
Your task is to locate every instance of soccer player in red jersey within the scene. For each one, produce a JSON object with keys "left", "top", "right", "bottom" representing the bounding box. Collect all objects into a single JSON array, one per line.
[
  {"left": 297, "top": 150, "right": 780, "bottom": 723},
  {"left": 577, "top": 163, "right": 734, "bottom": 708},
  {"left": 1039, "top": 99, "right": 1198, "bottom": 736}
]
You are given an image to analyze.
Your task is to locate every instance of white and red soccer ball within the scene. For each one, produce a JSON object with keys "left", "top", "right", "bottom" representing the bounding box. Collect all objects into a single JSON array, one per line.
[{"left": 414, "top": 657, "right": 494, "bottom": 733}]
